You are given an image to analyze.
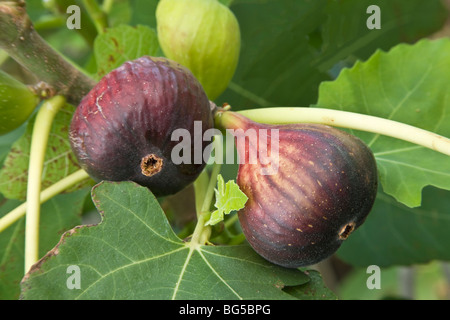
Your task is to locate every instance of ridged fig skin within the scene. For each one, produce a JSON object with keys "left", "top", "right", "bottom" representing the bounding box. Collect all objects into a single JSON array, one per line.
[
  {"left": 69, "top": 56, "right": 214, "bottom": 197},
  {"left": 225, "top": 112, "right": 378, "bottom": 268}
]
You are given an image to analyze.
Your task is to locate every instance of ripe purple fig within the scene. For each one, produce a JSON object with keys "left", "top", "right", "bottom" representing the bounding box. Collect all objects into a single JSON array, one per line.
[
  {"left": 69, "top": 56, "right": 214, "bottom": 197},
  {"left": 222, "top": 112, "right": 378, "bottom": 268}
]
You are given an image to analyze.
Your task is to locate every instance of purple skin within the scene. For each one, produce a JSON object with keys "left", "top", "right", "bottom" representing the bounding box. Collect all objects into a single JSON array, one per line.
[
  {"left": 69, "top": 56, "right": 214, "bottom": 197},
  {"left": 227, "top": 113, "right": 378, "bottom": 268}
]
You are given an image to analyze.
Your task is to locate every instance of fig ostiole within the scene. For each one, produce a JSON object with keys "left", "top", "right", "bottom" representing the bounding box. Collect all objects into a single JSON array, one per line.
[
  {"left": 156, "top": 0, "right": 241, "bottom": 101},
  {"left": 69, "top": 56, "right": 214, "bottom": 197},
  {"left": 221, "top": 112, "right": 378, "bottom": 268}
]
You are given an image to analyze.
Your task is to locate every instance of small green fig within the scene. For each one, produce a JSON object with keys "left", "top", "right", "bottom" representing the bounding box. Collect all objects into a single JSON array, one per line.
[
  {"left": 0, "top": 70, "right": 39, "bottom": 135},
  {"left": 222, "top": 112, "right": 378, "bottom": 268},
  {"left": 156, "top": 0, "right": 241, "bottom": 101}
]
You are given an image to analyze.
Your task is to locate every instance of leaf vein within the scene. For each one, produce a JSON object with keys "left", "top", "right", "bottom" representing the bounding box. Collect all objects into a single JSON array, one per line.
[
  {"left": 197, "top": 248, "right": 243, "bottom": 300},
  {"left": 74, "top": 246, "right": 187, "bottom": 299}
]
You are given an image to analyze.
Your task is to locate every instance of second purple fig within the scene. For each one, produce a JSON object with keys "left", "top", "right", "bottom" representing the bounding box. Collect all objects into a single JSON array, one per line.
[{"left": 221, "top": 112, "right": 378, "bottom": 268}]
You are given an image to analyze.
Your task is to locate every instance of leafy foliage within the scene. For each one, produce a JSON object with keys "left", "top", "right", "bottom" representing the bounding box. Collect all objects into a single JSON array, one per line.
[
  {"left": 20, "top": 181, "right": 324, "bottom": 300},
  {"left": 0, "top": 104, "right": 92, "bottom": 200},
  {"left": 316, "top": 38, "right": 450, "bottom": 208},
  {"left": 0, "top": 0, "right": 449, "bottom": 300},
  {"left": 221, "top": 0, "right": 447, "bottom": 109},
  {"left": 205, "top": 175, "right": 247, "bottom": 226},
  {"left": 0, "top": 188, "right": 89, "bottom": 299},
  {"left": 314, "top": 38, "right": 450, "bottom": 267},
  {"left": 339, "top": 186, "right": 450, "bottom": 267},
  {"left": 94, "top": 24, "right": 160, "bottom": 79}
]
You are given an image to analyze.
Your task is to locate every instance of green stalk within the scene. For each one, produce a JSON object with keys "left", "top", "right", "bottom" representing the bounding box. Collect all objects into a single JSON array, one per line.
[
  {"left": 47, "top": 0, "right": 98, "bottom": 47},
  {"left": 0, "top": 169, "right": 90, "bottom": 234},
  {"left": 0, "top": 1, "right": 96, "bottom": 105},
  {"left": 193, "top": 169, "right": 210, "bottom": 219},
  {"left": 0, "top": 49, "right": 8, "bottom": 66},
  {"left": 24, "top": 95, "right": 66, "bottom": 273},
  {"left": 189, "top": 137, "right": 223, "bottom": 247},
  {"left": 102, "top": 0, "right": 115, "bottom": 14},
  {"left": 216, "top": 107, "right": 450, "bottom": 157},
  {"left": 82, "top": 0, "right": 108, "bottom": 34}
]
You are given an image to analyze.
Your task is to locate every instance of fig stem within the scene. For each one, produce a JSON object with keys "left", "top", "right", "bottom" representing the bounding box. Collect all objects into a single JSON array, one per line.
[
  {"left": 81, "top": 0, "right": 108, "bottom": 34},
  {"left": 102, "top": 0, "right": 115, "bottom": 13},
  {"left": 223, "top": 212, "right": 239, "bottom": 230},
  {"left": 24, "top": 95, "right": 66, "bottom": 274},
  {"left": 193, "top": 169, "right": 210, "bottom": 219},
  {"left": 190, "top": 137, "right": 223, "bottom": 247},
  {"left": 221, "top": 107, "right": 450, "bottom": 157},
  {"left": 0, "top": 1, "right": 97, "bottom": 105},
  {"left": 0, "top": 169, "right": 90, "bottom": 234}
]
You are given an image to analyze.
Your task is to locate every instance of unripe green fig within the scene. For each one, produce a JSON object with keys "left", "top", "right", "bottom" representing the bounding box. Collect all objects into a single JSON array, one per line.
[
  {"left": 222, "top": 112, "right": 378, "bottom": 268},
  {"left": 0, "top": 70, "right": 39, "bottom": 135},
  {"left": 156, "top": 0, "right": 241, "bottom": 101}
]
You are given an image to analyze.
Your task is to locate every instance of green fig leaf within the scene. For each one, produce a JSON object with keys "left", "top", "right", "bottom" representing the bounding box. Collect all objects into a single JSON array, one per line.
[
  {"left": 315, "top": 38, "right": 450, "bottom": 208},
  {"left": 0, "top": 103, "right": 92, "bottom": 200},
  {"left": 0, "top": 188, "right": 90, "bottom": 300},
  {"left": 283, "top": 270, "right": 337, "bottom": 300},
  {"left": 338, "top": 186, "right": 450, "bottom": 267},
  {"left": 205, "top": 174, "right": 248, "bottom": 226},
  {"left": 318, "top": 0, "right": 448, "bottom": 73},
  {"left": 20, "top": 181, "right": 313, "bottom": 300},
  {"left": 94, "top": 24, "right": 160, "bottom": 79},
  {"left": 221, "top": 0, "right": 446, "bottom": 110}
]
